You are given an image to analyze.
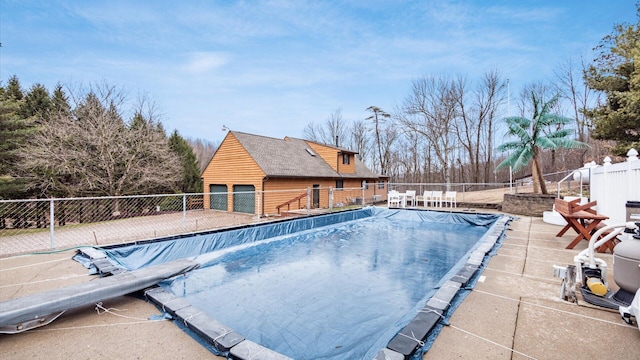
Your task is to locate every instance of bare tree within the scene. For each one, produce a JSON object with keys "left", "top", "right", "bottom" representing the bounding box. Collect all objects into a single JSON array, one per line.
[
  {"left": 187, "top": 137, "right": 219, "bottom": 173},
  {"left": 302, "top": 121, "right": 323, "bottom": 143},
  {"left": 365, "top": 106, "right": 394, "bottom": 175},
  {"left": 303, "top": 109, "right": 348, "bottom": 146},
  {"left": 398, "top": 76, "right": 458, "bottom": 186},
  {"left": 21, "top": 83, "right": 181, "bottom": 199},
  {"left": 396, "top": 130, "right": 424, "bottom": 183},
  {"left": 454, "top": 71, "right": 506, "bottom": 182},
  {"left": 349, "top": 119, "right": 370, "bottom": 162},
  {"left": 553, "top": 56, "right": 601, "bottom": 165}
]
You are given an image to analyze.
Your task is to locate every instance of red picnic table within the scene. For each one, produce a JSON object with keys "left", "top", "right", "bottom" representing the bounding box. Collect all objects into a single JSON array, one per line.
[{"left": 554, "top": 198, "right": 613, "bottom": 252}]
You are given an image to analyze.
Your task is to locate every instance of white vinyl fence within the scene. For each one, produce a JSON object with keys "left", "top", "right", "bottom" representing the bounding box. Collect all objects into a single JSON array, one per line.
[{"left": 590, "top": 149, "right": 640, "bottom": 225}]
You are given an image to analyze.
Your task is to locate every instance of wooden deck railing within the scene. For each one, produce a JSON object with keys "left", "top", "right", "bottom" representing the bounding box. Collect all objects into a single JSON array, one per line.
[{"left": 276, "top": 192, "right": 307, "bottom": 214}]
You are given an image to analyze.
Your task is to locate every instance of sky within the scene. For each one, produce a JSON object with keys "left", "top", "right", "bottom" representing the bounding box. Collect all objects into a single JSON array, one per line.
[{"left": 1, "top": 0, "right": 636, "bottom": 144}]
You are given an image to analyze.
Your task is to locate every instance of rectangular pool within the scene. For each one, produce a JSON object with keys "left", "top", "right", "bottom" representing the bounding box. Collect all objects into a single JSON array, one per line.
[{"left": 102, "top": 207, "right": 509, "bottom": 359}]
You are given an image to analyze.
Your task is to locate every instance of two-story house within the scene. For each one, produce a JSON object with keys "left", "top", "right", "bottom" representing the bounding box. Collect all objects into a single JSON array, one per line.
[{"left": 201, "top": 131, "right": 386, "bottom": 216}]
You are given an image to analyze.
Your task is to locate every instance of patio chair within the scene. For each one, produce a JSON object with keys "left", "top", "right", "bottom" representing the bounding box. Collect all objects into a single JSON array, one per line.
[
  {"left": 444, "top": 191, "right": 457, "bottom": 208},
  {"left": 405, "top": 190, "right": 416, "bottom": 207},
  {"left": 388, "top": 191, "right": 401, "bottom": 208},
  {"left": 422, "top": 191, "right": 432, "bottom": 207},
  {"left": 431, "top": 191, "right": 443, "bottom": 207}
]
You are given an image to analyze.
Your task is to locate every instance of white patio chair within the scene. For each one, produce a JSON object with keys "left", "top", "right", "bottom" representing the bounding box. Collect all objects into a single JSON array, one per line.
[
  {"left": 422, "top": 191, "right": 432, "bottom": 207},
  {"left": 405, "top": 190, "right": 416, "bottom": 207},
  {"left": 444, "top": 191, "right": 457, "bottom": 208},
  {"left": 431, "top": 191, "right": 443, "bottom": 207},
  {"left": 388, "top": 191, "right": 401, "bottom": 208}
]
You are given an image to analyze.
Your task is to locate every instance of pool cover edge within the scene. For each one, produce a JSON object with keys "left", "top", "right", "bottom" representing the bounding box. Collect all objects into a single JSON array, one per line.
[
  {"left": 143, "top": 209, "right": 511, "bottom": 360},
  {"left": 145, "top": 286, "right": 292, "bottom": 359},
  {"left": 377, "top": 214, "right": 512, "bottom": 359}
]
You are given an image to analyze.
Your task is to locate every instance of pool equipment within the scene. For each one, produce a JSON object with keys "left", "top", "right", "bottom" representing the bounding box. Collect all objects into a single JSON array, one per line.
[
  {"left": 572, "top": 161, "right": 597, "bottom": 185},
  {"left": 571, "top": 222, "right": 640, "bottom": 330}
]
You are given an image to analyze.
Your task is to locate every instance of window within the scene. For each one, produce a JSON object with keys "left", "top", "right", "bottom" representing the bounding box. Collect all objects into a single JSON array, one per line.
[
  {"left": 378, "top": 181, "right": 385, "bottom": 189},
  {"left": 336, "top": 180, "right": 344, "bottom": 189},
  {"left": 342, "top": 153, "right": 350, "bottom": 165},
  {"left": 364, "top": 181, "right": 369, "bottom": 190}
]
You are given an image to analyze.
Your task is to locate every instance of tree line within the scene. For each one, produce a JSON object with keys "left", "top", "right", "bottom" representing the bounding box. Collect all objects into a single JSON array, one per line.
[
  {"left": 0, "top": 79, "right": 216, "bottom": 200},
  {"left": 304, "top": 12, "right": 639, "bottom": 188},
  {"left": 1, "top": 9, "right": 637, "bottom": 200}
]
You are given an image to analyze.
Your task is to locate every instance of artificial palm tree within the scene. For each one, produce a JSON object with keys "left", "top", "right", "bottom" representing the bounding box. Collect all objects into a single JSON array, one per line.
[{"left": 496, "top": 93, "right": 589, "bottom": 194}]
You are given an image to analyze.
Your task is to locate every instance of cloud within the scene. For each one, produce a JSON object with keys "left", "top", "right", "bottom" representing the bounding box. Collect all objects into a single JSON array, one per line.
[{"left": 180, "top": 52, "right": 230, "bottom": 74}]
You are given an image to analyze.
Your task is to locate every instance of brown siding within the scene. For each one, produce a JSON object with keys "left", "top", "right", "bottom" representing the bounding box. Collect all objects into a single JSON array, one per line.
[
  {"left": 202, "top": 133, "right": 383, "bottom": 215},
  {"left": 337, "top": 153, "right": 355, "bottom": 174},
  {"left": 201, "top": 133, "right": 265, "bottom": 212},
  {"left": 304, "top": 142, "right": 356, "bottom": 174},
  {"left": 261, "top": 178, "right": 384, "bottom": 215},
  {"left": 263, "top": 179, "right": 335, "bottom": 215},
  {"left": 305, "top": 142, "right": 339, "bottom": 172}
]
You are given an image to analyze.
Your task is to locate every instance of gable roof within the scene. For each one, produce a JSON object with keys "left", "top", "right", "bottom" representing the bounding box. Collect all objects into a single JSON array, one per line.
[{"left": 231, "top": 131, "right": 381, "bottom": 179}]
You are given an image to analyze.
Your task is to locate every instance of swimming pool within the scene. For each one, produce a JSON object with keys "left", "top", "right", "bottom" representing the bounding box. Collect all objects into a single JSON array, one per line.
[{"left": 101, "top": 207, "right": 510, "bottom": 359}]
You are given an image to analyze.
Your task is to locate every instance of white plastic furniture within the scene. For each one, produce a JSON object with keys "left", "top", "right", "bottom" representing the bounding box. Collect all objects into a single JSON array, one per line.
[
  {"left": 422, "top": 191, "right": 432, "bottom": 207},
  {"left": 405, "top": 190, "right": 416, "bottom": 207},
  {"left": 431, "top": 191, "right": 443, "bottom": 207},
  {"left": 388, "top": 191, "right": 401, "bottom": 207},
  {"left": 444, "top": 191, "right": 457, "bottom": 208}
]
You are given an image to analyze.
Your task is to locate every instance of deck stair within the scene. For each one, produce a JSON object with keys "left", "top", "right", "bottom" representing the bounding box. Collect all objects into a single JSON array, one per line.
[{"left": 276, "top": 192, "right": 307, "bottom": 214}]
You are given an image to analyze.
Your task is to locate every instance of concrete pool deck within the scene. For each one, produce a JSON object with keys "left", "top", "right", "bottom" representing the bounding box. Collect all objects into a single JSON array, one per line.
[{"left": 1, "top": 213, "right": 639, "bottom": 359}]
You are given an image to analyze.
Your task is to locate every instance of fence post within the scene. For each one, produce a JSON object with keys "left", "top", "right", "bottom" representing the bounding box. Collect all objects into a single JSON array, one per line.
[
  {"left": 329, "top": 187, "right": 333, "bottom": 211},
  {"left": 182, "top": 194, "right": 187, "bottom": 232},
  {"left": 462, "top": 183, "right": 466, "bottom": 202},
  {"left": 257, "top": 190, "right": 261, "bottom": 218},
  {"left": 362, "top": 181, "right": 366, "bottom": 207},
  {"left": 307, "top": 187, "right": 311, "bottom": 215},
  {"left": 49, "top": 199, "right": 55, "bottom": 250},
  {"left": 628, "top": 148, "right": 638, "bottom": 201}
]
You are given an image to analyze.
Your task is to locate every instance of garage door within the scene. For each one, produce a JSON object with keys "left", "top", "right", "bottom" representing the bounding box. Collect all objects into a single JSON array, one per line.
[
  {"left": 233, "top": 185, "right": 255, "bottom": 214},
  {"left": 209, "top": 184, "right": 228, "bottom": 211}
]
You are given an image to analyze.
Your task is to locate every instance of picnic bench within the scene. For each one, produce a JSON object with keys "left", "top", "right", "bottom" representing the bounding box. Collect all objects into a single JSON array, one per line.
[{"left": 554, "top": 198, "right": 614, "bottom": 253}]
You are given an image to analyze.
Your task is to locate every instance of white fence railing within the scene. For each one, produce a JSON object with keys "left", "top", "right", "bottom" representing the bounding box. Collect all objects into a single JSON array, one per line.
[{"left": 590, "top": 149, "right": 640, "bottom": 225}]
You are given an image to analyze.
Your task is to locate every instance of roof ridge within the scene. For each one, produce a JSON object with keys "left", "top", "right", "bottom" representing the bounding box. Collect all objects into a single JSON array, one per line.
[{"left": 231, "top": 130, "right": 285, "bottom": 141}]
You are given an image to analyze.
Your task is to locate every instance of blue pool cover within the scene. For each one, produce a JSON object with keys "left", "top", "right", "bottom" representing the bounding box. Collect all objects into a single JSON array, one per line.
[{"left": 101, "top": 207, "right": 509, "bottom": 359}]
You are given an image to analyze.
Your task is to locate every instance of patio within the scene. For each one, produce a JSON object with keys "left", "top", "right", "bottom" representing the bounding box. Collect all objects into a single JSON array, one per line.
[{"left": 0, "top": 212, "right": 638, "bottom": 359}]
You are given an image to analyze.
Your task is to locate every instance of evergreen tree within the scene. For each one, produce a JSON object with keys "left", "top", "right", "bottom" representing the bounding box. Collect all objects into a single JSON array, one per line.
[
  {"left": 585, "top": 6, "right": 640, "bottom": 154},
  {"left": 51, "top": 83, "right": 71, "bottom": 117},
  {"left": 0, "top": 85, "right": 37, "bottom": 199},
  {"left": 22, "top": 83, "right": 53, "bottom": 120},
  {"left": 169, "top": 130, "right": 202, "bottom": 193},
  {"left": 4, "top": 75, "right": 24, "bottom": 101}
]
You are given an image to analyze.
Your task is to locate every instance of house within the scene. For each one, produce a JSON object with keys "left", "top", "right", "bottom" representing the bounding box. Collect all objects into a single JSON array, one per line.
[{"left": 201, "top": 131, "right": 386, "bottom": 216}]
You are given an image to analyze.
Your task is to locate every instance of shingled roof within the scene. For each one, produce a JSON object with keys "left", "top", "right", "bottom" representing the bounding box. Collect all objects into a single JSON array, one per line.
[{"left": 231, "top": 131, "right": 381, "bottom": 179}]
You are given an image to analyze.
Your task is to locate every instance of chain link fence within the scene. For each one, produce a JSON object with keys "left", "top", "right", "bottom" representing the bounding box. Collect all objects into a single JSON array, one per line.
[
  {"left": 0, "top": 186, "right": 377, "bottom": 257},
  {"left": 388, "top": 176, "right": 586, "bottom": 209},
  {"left": 1, "top": 176, "right": 588, "bottom": 257}
]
